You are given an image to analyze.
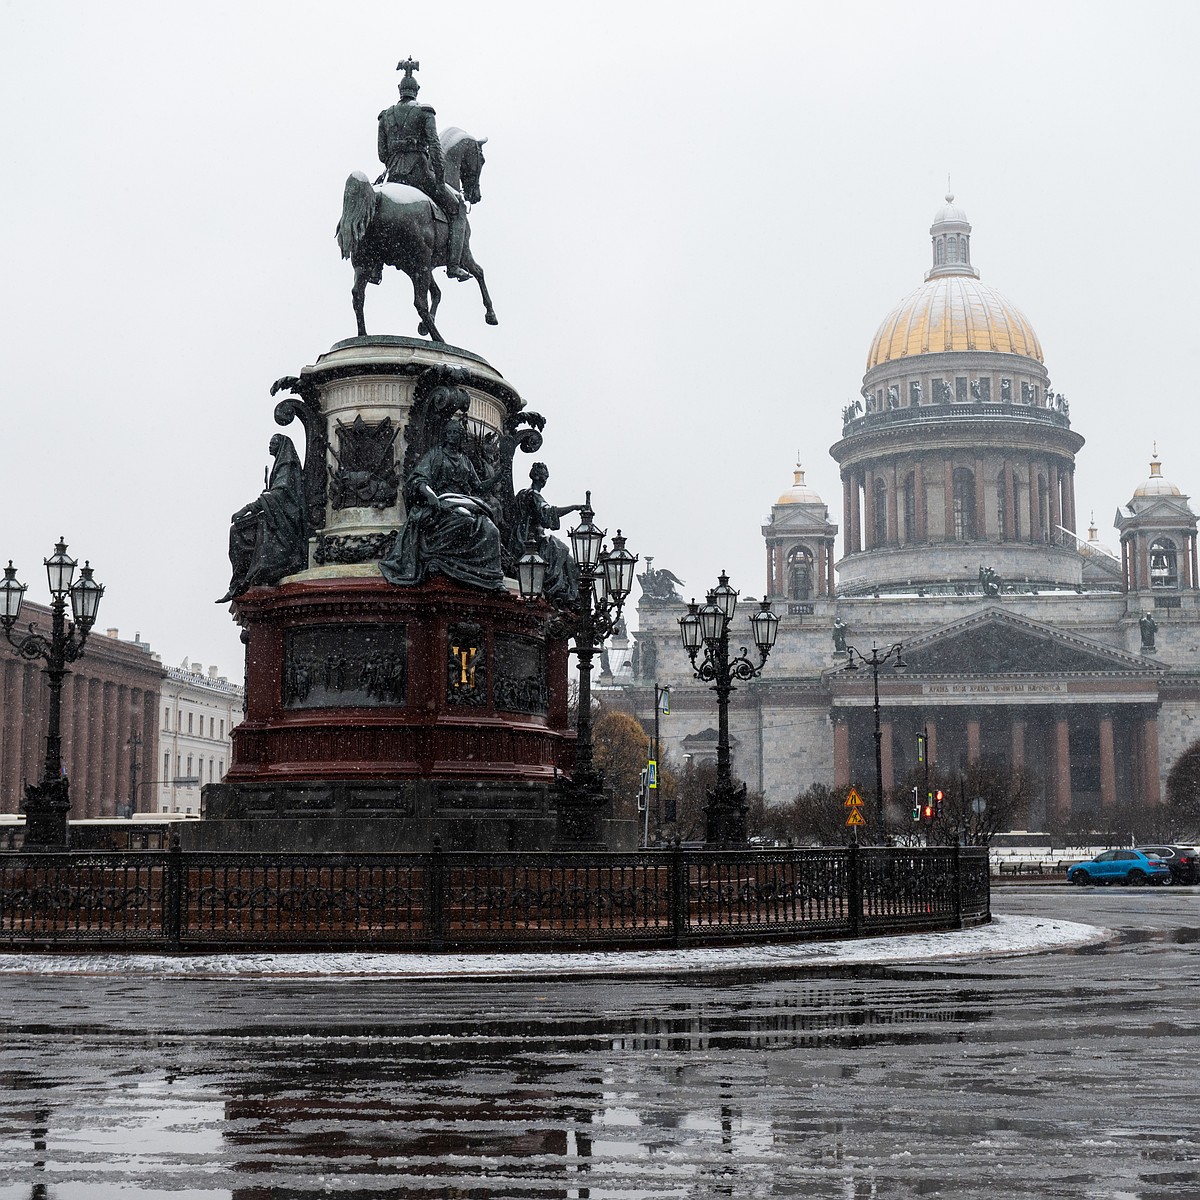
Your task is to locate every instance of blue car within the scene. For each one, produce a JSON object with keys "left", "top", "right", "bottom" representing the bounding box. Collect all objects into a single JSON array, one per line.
[{"left": 1067, "top": 849, "right": 1170, "bottom": 886}]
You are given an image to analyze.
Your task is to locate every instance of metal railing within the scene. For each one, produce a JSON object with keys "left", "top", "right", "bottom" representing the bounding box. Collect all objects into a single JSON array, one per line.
[{"left": 0, "top": 843, "right": 990, "bottom": 951}]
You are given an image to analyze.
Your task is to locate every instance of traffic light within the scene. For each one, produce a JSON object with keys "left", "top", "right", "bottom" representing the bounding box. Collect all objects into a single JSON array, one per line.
[
  {"left": 934, "top": 788, "right": 945, "bottom": 817},
  {"left": 922, "top": 803, "right": 934, "bottom": 821},
  {"left": 911, "top": 786, "right": 920, "bottom": 821}
]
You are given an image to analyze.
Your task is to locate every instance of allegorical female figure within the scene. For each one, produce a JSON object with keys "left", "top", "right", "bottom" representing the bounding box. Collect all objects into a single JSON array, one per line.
[
  {"left": 380, "top": 417, "right": 505, "bottom": 590},
  {"left": 513, "top": 462, "right": 581, "bottom": 603},
  {"left": 218, "top": 434, "right": 308, "bottom": 602}
]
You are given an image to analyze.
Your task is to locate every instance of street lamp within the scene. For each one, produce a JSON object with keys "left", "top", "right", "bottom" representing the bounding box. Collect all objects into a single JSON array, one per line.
[
  {"left": 677, "top": 571, "right": 779, "bottom": 847},
  {"left": 843, "top": 641, "right": 905, "bottom": 844},
  {"left": 0, "top": 540, "right": 104, "bottom": 847},
  {"left": 518, "top": 493, "right": 637, "bottom": 843}
]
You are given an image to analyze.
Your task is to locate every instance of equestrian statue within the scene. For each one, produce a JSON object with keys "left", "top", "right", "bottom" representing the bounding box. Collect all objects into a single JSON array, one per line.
[{"left": 336, "top": 58, "right": 497, "bottom": 342}]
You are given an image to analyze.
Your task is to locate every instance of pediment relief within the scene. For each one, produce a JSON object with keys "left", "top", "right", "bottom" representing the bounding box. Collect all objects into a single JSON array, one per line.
[{"left": 893, "top": 610, "right": 1154, "bottom": 677}]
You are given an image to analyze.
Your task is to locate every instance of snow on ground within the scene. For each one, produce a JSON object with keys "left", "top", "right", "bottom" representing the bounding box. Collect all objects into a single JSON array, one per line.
[{"left": 0, "top": 914, "right": 1106, "bottom": 980}]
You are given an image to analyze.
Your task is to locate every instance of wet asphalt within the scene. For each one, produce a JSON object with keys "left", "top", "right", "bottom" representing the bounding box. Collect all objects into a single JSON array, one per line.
[{"left": 0, "top": 885, "right": 1197, "bottom": 1199}]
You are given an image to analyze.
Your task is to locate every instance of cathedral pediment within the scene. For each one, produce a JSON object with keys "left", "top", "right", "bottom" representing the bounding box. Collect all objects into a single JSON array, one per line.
[{"left": 894, "top": 608, "right": 1155, "bottom": 677}]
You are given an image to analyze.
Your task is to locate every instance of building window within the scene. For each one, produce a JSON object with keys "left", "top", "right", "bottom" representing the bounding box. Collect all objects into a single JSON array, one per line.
[
  {"left": 186, "top": 755, "right": 193, "bottom": 777},
  {"left": 1000, "top": 378, "right": 1012, "bottom": 402},
  {"left": 947, "top": 238, "right": 958, "bottom": 263},
  {"left": 873, "top": 479, "right": 888, "bottom": 546},
  {"left": 164, "top": 752, "right": 170, "bottom": 778},
  {"left": 161, "top": 805, "right": 168, "bottom": 814},
  {"left": 188, "top": 712, "right": 193, "bottom": 734},
  {"left": 996, "top": 477, "right": 1008, "bottom": 541},
  {"left": 978, "top": 377, "right": 991, "bottom": 403},
  {"left": 935, "top": 238, "right": 945, "bottom": 264},
  {"left": 902, "top": 473, "right": 917, "bottom": 543},
  {"left": 219, "top": 719, "right": 225, "bottom": 739},
  {"left": 787, "top": 547, "right": 814, "bottom": 600},
  {"left": 209, "top": 716, "right": 214, "bottom": 738},
  {"left": 176, "top": 754, "right": 182, "bottom": 776},
  {"left": 209, "top": 757, "right": 215, "bottom": 782},
  {"left": 955, "top": 377, "right": 968, "bottom": 403},
  {"left": 219, "top": 759, "right": 224, "bottom": 777},
  {"left": 1150, "top": 538, "right": 1179, "bottom": 588},
  {"left": 164, "top": 707, "right": 170, "bottom": 730},
  {"left": 953, "top": 468, "right": 976, "bottom": 540},
  {"left": 909, "top": 381, "right": 921, "bottom": 405}
]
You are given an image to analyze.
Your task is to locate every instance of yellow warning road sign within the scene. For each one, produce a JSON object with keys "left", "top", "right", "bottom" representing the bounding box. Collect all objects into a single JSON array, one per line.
[
  {"left": 844, "top": 787, "right": 863, "bottom": 808},
  {"left": 846, "top": 808, "right": 866, "bottom": 827}
]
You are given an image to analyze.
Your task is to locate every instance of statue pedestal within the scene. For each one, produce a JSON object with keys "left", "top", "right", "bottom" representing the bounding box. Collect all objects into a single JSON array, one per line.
[{"left": 202, "top": 336, "right": 637, "bottom": 853}]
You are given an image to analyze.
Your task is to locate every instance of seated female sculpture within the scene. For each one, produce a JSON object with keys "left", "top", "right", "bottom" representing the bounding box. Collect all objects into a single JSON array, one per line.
[
  {"left": 218, "top": 434, "right": 308, "bottom": 602},
  {"left": 380, "top": 417, "right": 505, "bottom": 590}
]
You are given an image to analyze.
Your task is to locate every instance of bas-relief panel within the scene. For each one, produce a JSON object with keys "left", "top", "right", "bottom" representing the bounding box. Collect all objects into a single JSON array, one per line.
[{"left": 283, "top": 625, "right": 407, "bottom": 708}]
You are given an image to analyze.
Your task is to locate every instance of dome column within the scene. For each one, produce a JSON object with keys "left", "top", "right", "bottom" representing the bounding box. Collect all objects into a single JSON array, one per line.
[
  {"left": 864, "top": 468, "right": 877, "bottom": 549},
  {"left": 1003, "top": 461, "right": 1016, "bottom": 544},
  {"left": 975, "top": 458, "right": 987, "bottom": 541},
  {"left": 887, "top": 463, "right": 900, "bottom": 547},
  {"left": 1049, "top": 464, "right": 1062, "bottom": 541}
]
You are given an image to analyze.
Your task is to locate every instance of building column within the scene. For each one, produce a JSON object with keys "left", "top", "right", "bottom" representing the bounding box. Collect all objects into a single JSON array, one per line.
[
  {"left": 943, "top": 460, "right": 954, "bottom": 542},
  {"left": 833, "top": 713, "right": 851, "bottom": 789},
  {"left": 1191, "top": 534, "right": 1199, "bottom": 592},
  {"left": 1142, "top": 709, "right": 1161, "bottom": 805},
  {"left": 86, "top": 677, "right": 102, "bottom": 816},
  {"left": 966, "top": 717, "right": 981, "bottom": 764},
  {"left": 843, "top": 476, "right": 854, "bottom": 556},
  {"left": 1122, "top": 538, "right": 1131, "bottom": 591},
  {"left": 915, "top": 461, "right": 927, "bottom": 540},
  {"left": 71, "top": 674, "right": 91, "bottom": 816},
  {"left": 975, "top": 457, "right": 987, "bottom": 540},
  {"left": 1138, "top": 534, "right": 1150, "bottom": 594},
  {"left": 887, "top": 464, "right": 899, "bottom": 547},
  {"left": 864, "top": 468, "right": 877, "bottom": 549},
  {"left": 1004, "top": 461, "right": 1016, "bottom": 543},
  {"left": 1, "top": 660, "right": 22, "bottom": 810},
  {"left": 1010, "top": 714, "right": 1026, "bottom": 770},
  {"left": 1063, "top": 468, "right": 1077, "bottom": 534},
  {"left": 764, "top": 539, "right": 775, "bottom": 597},
  {"left": 1054, "top": 716, "right": 1072, "bottom": 818},
  {"left": 1098, "top": 711, "right": 1117, "bottom": 810},
  {"left": 880, "top": 718, "right": 895, "bottom": 796},
  {"left": 850, "top": 474, "right": 862, "bottom": 554},
  {"left": 1029, "top": 458, "right": 1042, "bottom": 543},
  {"left": 1049, "top": 463, "right": 1062, "bottom": 541}
]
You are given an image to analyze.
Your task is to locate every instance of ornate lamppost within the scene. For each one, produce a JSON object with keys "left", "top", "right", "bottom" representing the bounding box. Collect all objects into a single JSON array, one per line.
[
  {"left": 842, "top": 641, "right": 905, "bottom": 844},
  {"left": 0, "top": 540, "right": 104, "bottom": 848},
  {"left": 517, "top": 493, "right": 637, "bottom": 843},
  {"left": 678, "top": 572, "right": 779, "bottom": 847}
]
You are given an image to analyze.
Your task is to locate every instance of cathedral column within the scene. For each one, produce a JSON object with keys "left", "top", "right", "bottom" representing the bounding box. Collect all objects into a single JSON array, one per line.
[
  {"left": 1010, "top": 713, "right": 1026, "bottom": 770},
  {"left": 1063, "top": 468, "right": 1077, "bottom": 534},
  {"left": 1049, "top": 463, "right": 1062, "bottom": 541},
  {"left": 887, "top": 463, "right": 899, "bottom": 547},
  {"left": 1098, "top": 711, "right": 1117, "bottom": 810},
  {"left": 915, "top": 461, "right": 927, "bottom": 540},
  {"left": 864, "top": 468, "right": 877, "bottom": 549},
  {"left": 1121, "top": 538, "right": 1131, "bottom": 591},
  {"left": 850, "top": 474, "right": 862, "bottom": 554},
  {"left": 842, "top": 478, "right": 853, "bottom": 556},
  {"left": 1004, "top": 461, "right": 1017, "bottom": 544},
  {"left": 880, "top": 718, "right": 895, "bottom": 795},
  {"left": 1053, "top": 716, "right": 1072, "bottom": 818},
  {"left": 1142, "top": 709, "right": 1161, "bottom": 805},
  {"left": 975, "top": 457, "right": 987, "bottom": 540},
  {"left": 828, "top": 537, "right": 836, "bottom": 593},
  {"left": 1029, "top": 458, "right": 1042, "bottom": 543},
  {"left": 966, "top": 717, "right": 981, "bottom": 764},
  {"left": 943, "top": 461, "right": 954, "bottom": 542},
  {"left": 1190, "top": 534, "right": 1199, "bottom": 592},
  {"left": 833, "top": 712, "right": 851, "bottom": 789},
  {"left": 1137, "top": 534, "right": 1150, "bottom": 594},
  {"left": 764, "top": 540, "right": 774, "bottom": 597}
]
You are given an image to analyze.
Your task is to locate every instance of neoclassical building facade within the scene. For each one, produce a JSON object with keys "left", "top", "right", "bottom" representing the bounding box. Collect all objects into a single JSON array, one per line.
[{"left": 623, "top": 198, "right": 1200, "bottom": 830}]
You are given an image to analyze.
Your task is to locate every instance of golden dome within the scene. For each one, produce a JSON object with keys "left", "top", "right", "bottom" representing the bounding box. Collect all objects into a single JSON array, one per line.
[
  {"left": 776, "top": 463, "right": 823, "bottom": 506},
  {"left": 1133, "top": 455, "right": 1182, "bottom": 498},
  {"left": 867, "top": 275, "right": 1043, "bottom": 370}
]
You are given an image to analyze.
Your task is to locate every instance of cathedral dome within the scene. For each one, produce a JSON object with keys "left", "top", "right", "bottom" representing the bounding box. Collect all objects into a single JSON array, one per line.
[
  {"left": 1133, "top": 455, "right": 1182, "bottom": 498},
  {"left": 775, "top": 463, "right": 824, "bottom": 506},
  {"left": 866, "top": 275, "right": 1043, "bottom": 370}
]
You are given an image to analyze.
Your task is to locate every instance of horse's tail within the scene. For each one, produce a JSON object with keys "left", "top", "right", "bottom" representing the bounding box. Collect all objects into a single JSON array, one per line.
[{"left": 336, "top": 171, "right": 377, "bottom": 260}]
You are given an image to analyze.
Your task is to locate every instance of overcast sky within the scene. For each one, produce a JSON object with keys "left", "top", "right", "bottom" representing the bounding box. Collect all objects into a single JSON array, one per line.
[{"left": 1, "top": 1, "right": 1197, "bottom": 673}]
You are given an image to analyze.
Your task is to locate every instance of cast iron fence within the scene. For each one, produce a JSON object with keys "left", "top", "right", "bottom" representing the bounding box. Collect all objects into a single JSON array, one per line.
[{"left": 0, "top": 843, "right": 989, "bottom": 952}]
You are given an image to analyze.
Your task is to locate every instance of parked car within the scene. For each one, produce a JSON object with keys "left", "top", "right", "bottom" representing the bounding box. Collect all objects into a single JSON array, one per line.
[
  {"left": 1066, "top": 849, "right": 1171, "bottom": 886},
  {"left": 1135, "top": 845, "right": 1200, "bottom": 885}
]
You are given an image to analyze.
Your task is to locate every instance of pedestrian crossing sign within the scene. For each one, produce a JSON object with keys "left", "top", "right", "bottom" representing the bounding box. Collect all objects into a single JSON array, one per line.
[
  {"left": 846, "top": 808, "right": 866, "bottom": 827},
  {"left": 844, "top": 787, "right": 863, "bottom": 808}
]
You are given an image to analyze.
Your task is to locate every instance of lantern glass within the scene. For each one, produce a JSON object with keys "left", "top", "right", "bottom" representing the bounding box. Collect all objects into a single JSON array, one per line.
[
  {"left": 712, "top": 571, "right": 739, "bottom": 621},
  {"left": 568, "top": 493, "right": 605, "bottom": 570},
  {"left": 698, "top": 594, "right": 724, "bottom": 643},
  {"left": 602, "top": 531, "right": 637, "bottom": 601},
  {"left": 516, "top": 543, "right": 547, "bottom": 601},
  {"left": 0, "top": 562, "right": 26, "bottom": 626},
  {"left": 679, "top": 604, "right": 702, "bottom": 652},
  {"left": 45, "top": 539, "right": 77, "bottom": 599},
  {"left": 750, "top": 600, "right": 780, "bottom": 654},
  {"left": 69, "top": 562, "right": 104, "bottom": 627}
]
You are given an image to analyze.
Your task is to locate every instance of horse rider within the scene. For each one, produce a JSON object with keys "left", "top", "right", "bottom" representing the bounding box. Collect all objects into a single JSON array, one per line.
[{"left": 377, "top": 68, "right": 470, "bottom": 281}]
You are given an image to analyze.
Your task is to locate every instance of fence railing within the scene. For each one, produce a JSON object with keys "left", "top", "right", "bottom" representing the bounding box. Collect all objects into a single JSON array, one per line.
[{"left": 0, "top": 844, "right": 990, "bottom": 951}]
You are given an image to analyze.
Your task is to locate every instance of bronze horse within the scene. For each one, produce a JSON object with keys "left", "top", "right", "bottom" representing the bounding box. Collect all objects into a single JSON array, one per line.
[{"left": 336, "top": 129, "right": 497, "bottom": 343}]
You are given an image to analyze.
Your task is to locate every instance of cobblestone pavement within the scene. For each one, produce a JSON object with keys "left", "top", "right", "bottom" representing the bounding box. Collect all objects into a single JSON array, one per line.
[{"left": 0, "top": 887, "right": 1196, "bottom": 1198}]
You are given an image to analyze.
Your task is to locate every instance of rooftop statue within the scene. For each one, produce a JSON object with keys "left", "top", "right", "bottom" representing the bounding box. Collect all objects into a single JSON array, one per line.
[
  {"left": 336, "top": 58, "right": 497, "bottom": 342},
  {"left": 638, "top": 557, "right": 684, "bottom": 603}
]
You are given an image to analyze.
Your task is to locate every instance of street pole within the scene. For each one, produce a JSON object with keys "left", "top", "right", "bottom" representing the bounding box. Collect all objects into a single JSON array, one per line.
[
  {"left": 127, "top": 732, "right": 143, "bottom": 818},
  {"left": 843, "top": 641, "right": 905, "bottom": 847}
]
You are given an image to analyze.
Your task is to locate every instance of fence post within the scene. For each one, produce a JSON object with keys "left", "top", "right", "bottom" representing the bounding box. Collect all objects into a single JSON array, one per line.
[
  {"left": 428, "top": 836, "right": 446, "bottom": 952},
  {"left": 953, "top": 844, "right": 964, "bottom": 929},
  {"left": 165, "top": 835, "right": 183, "bottom": 951},
  {"left": 847, "top": 840, "right": 862, "bottom": 938},
  {"left": 669, "top": 837, "right": 687, "bottom": 948}
]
